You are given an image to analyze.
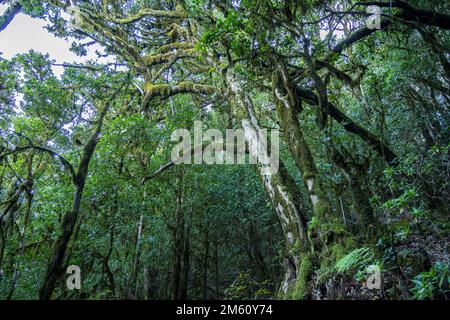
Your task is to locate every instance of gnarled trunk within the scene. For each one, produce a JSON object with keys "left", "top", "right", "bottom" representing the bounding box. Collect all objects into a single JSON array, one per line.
[
  {"left": 226, "top": 69, "right": 311, "bottom": 297},
  {"left": 273, "top": 66, "right": 333, "bottom": 224}
]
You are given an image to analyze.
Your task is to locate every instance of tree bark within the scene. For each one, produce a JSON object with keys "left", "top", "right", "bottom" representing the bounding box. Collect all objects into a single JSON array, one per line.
[
  {"left": 273, "top": 64, "right": 333, "bottom": 223},
  {"left": 202, "top": 229, "right": 209, "bottom": 300},
  {"left": 226, "top": 69, "right": 310, "bottom": 296},
  {"left": 7, "top": 155, "right": 34, "bottom": 299},
  {"left": 0, "top": 0, "right": 22, "bottom": 33},
  {"left": 171, "top": 172, "right": 190, "bottom": 300}
]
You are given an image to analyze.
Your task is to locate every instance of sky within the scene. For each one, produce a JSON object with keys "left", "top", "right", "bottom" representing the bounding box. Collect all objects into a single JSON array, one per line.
[{"left": 0, "top": 4, "right": 109, "bottom": 77}]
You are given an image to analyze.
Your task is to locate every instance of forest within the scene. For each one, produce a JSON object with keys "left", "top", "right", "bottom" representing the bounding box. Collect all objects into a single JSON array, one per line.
[{"left": 0, "top": 0, "right": 448, "bottom": 301}]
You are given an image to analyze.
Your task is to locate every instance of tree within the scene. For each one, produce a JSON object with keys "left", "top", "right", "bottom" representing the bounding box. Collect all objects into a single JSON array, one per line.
[{"left": 0, "top": 0, "right": 448, "bottom": 300}]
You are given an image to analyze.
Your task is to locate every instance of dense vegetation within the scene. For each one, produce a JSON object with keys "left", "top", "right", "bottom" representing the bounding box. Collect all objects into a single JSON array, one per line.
[{"left": 0, "top": 0, "right": 448, "bottom": 300}]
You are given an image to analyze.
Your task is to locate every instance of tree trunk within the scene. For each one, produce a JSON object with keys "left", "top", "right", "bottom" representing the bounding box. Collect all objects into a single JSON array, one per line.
[
  {"left": 7, "top": 155, "right": 34, "bottom": 299},
  {"left": 202, "top": 229, "right": 209, "bottom": 299},
  {"left": 0, "top": 179, "right": 24, "bottom": 270},
  {"left": 39, "top": 102, "right": 111, "bottom": 300},
  {"left": 273, "top": 67, "right": 333, "bottom": 224},
  {"left": 131, "top": 213, "right": 144, "bottom": 298},
  {"left": 226, "top": 69, "right": 310, "bottom": 297},
  {"left": 171, "top": 172, "right": 190, "bottom": 300},
  {"left": 214, "top": 241, "right": 219, "bottom": 299}
]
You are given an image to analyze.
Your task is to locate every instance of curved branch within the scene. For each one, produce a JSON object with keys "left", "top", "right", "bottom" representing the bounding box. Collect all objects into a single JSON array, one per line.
[
  {"left": 332, "top": 20, "right": 392, "bottom": 54},
  {"left": 0, "top": 1, "right": 22, "bottom": 32},
  {"left": 0, "top": 145, "right": 76, "bottom": 182},
  {"left": 294, "top": 87, "right": 397, "bottom": 165},
  {"left": 143, "top": 48, "right": 197, "bottom": 67},
  {"left": 141, "top": 161, "right": 174, "bottom": 184},
  {"left": 108, "top": 8, "right": 187, "bottom": 24},
  {"left": 145, "top": 82, "right": 217, "bottom": 98},
  {"left": 332, "top": 0, "right": 450, "bottom": 57},
  {"left": 357, "top": 1, "right": 450, "bottom": 30}
]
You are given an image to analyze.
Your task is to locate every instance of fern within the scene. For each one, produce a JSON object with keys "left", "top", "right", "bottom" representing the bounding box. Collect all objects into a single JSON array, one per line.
[{"left": 335, "top": 247, "right": 373, "bottom": 274}]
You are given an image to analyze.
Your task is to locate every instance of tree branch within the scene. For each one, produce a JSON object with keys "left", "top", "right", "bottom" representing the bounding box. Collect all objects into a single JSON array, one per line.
[
  {"left": 141, "top": 161, "right": 174, "bottom": 184},
  {"left": 0, "top": 145, "right": 76, "bottom": 182},
  {"left": 357, "top": 1, "right": 450, "bottom": 30},
  {"left": 294, "top": 86, "right": 397, "bottom": 165},
  {"left": 0, "top": 0, "right": 22, "bottom": 33},
  {"left": 107, "top": 8, "right": 187, "bottom": 24}
]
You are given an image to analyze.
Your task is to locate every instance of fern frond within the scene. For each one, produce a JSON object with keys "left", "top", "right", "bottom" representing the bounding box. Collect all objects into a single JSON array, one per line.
[{"left": 335, "top": 247, "right": 373, "bottom": 274}]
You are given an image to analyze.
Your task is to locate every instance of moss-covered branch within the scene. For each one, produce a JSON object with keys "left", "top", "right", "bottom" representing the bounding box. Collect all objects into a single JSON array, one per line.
[
  {"left": 143, "top": 48, "right": 197, "bottom": 67},
  {"left": 107, "top": 7, "right": 187, "bottom": 24},
  {"left": 145, "top": 82, "right": 217, "bottom": 98}
]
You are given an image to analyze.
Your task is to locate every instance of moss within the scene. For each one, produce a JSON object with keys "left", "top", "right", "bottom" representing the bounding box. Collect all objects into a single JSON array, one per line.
[
  {"left": 301, "top": 172, "right": 314, "bottom": 181},
  {"left": 315, "top": 236, "right": 356, "bottom": 285},
  {"left": 314, "top": 201, "right": 330, "bottom": 221},
  {"left": 315, "top": 244, "right": 345, "bottom": 282},
  {"left": 319, "top": 218, "right": 347, "bottom": 241},
  {"left": 143, "top": 48, "right": 196, "bottom": 66},
  {"left": 157, "top": 42, "right": 193, "bottom": 54},
  {"left": 290, "top": 253, "right": 313, "bottom": 299},
  {"left": 330, "top": 243, "right": 347, "bottom": 262},
  {"left": 109, "top": 7, "right": 186, "bottom": 24},
  {"left": 290, "top": 239, "right": 307, "bottom": 256},
  {"left": 344, "top": 236, "right": 355, "bottom": 248},
  {"left": 145, "top": 83, "right": 172, "bottom": 96}
]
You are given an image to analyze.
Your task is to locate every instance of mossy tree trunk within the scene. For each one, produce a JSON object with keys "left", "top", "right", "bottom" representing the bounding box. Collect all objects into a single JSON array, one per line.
[
  {"left": 39, "top": 102, "right": 112, "bottom": 300},
  {"left": 226, "top": 69, "right": 310, "bottom": 296},
  {"left": 171, "top": 171, "right": 190, "bottom": 300},
  {"left": 7, "top": 154, "right": 34, "bottom": 300},
  {"left": 272, "top": 62, "right": 333, "bottom": 225}
]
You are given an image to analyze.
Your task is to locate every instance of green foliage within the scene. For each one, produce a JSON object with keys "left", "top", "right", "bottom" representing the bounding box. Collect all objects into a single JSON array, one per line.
[
  {"left": 224, "top": 271, "right": 273, "bottom": 300},
  {"left": 411, "top": 263, "right": 450, "bottom": 300},
  {"left": 335, "top": 247, "right": 374, "bottom": 274},
  {"left": 290, "top": 253, "right": 313, "bottom": 300},
  {"left": 0, "top": 0, "right": 449, "bottom": 301}
]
